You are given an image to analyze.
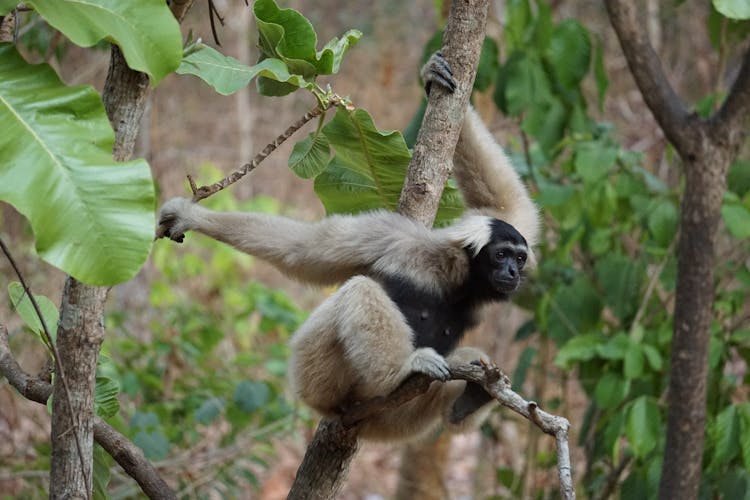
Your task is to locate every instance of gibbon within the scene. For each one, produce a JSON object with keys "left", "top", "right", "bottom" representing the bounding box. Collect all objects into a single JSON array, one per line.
[{"left": 157, "top": 53, "right": 540, "bottom": 442}]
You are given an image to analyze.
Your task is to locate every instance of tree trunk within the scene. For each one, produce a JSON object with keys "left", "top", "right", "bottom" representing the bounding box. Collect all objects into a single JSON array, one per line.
[
  {"left": 49, "top": 281, "right": 107, "bottom": 499},
  {"left": 395, "top": 433, "right": 451, "bottom": 500},
  {"left": 659, "top": 142, "right": 730, "bottom": 497},
  {"left": 49, "top": 44, "right": 150, "bottom": 500}
]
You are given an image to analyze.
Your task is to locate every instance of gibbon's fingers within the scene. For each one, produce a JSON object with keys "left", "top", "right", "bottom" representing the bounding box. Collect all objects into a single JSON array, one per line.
[
  {"left": 407, "top": 347, "right": 451, "bottom": 381},
  {"left": 421, "top": 51, "right": 457, "bottom": 95}
]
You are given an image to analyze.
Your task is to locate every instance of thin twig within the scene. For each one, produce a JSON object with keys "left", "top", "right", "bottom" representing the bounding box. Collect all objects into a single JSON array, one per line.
[
  {"left": 450, "top": 361, "right": 574, "bottom": 499},
  {"left": 629, "top": 236, "right": 676, "bottom": 337},
  {"left": 207, "top": 0, "right": 224, "bottom": 47},
  {"left": 0, "top": 238, "right": 91, "bottom": 498},
  {"left": 188, "top": 97, "right": 348, "bottom": 202}
]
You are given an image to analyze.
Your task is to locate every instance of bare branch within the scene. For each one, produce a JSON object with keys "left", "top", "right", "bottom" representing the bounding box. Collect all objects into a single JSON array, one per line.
[
  {"left": 712, "top": 43, "right": 750, "bottom": 151},
  {"left": 450, "top": 361, "right": 574, "bottom": 500},
  {"left": 0, "top": 325, "right": 176, "bottom": 499},
  {"left": 604, "top": 0, "right": 697, "bottom": 156},
  {"left": 186, "top": 98, "right": 349, "bottom": 203}
]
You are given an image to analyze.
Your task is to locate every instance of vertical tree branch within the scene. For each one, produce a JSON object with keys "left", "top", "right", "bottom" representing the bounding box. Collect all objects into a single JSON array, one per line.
[
  {"left": 397, "top": 0, "right": 490, "bottom": 226},
  {"left": 603, "top": 0, "right": 698, "bottom": 155}
]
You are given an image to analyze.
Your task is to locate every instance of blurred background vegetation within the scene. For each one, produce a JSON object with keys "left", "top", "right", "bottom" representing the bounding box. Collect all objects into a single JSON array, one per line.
[{"left": 1, "top": 0, "right": 749, "bottom": 498}]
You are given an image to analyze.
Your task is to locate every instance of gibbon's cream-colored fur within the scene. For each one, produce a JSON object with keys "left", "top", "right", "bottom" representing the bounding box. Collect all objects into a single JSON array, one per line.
[{"left": 157, "top": 101, "right": 539, "bottom": 442}]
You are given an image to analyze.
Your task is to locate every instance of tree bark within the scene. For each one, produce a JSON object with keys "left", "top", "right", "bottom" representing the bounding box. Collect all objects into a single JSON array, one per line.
[
  {"left": 50, "top": 281, "right": 108, "bottom": 499},
  {"left": 398, "top": 0, "right": 490, "bottom": 226},
  {"left": 604, "top": 1, "right": 750, "bottom": 497},
  {"left": 287, "top": 0, "right": 490, "bottom": 497}
]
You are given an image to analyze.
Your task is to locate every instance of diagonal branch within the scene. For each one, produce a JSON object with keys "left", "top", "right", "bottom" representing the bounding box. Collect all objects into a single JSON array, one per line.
[
  {"left": 0, "top": 324, "right": 176, "bottom": 500},
  {"left": 604, "top": 0, "right": 697, "bottom": 156},
  {"left": 712, "top": 43, "right": 750, "bottom": 150}
]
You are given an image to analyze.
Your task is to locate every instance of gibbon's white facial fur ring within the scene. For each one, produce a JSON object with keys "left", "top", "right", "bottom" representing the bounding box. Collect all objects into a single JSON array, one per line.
[{"left": 442, "top": 214, "right": 495, "bottom": 257}]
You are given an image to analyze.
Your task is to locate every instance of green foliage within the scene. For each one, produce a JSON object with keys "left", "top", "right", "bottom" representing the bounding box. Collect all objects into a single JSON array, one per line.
[
  {"left": 312, "top": 107, "right": 464, "bottom": 225},
  {"left": 253, "top": 0, "right": 361, "bottom": 96},
  {"left": 713, "top": 0, "right": 750, "bottom": 20},
  {"left": 494, "top": 1, "right": 594, "bottom": 157},
  {"left": 0, "top": 44, "right": 155, "bottom": 285},
  {"left": 7, "top": 282, "right": 59, "bottom": 348},
  {"left": 488, "top": 1, "right": 750, "bottom": 496},
  {"left": 177, "top": 43, "right": 314, "bottom": 96},
  {"left": 92, "top": 444, "right": 113, "bottom": 500},
  {"left": 102, "top": 181, "right": 303, "bottom": 492},
  {"left": 4, "top": 0, "right": 181, "bottom": 84}
]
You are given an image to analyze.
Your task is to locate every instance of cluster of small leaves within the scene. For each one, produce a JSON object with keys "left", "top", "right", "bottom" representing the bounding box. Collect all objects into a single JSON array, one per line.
[
  {"left": 494, "top": 0, "right": 605, "bottom": 158},
  {"left": 482, "top": 1, "right": 750, "bottom": 497},
  {"left": 177, "top": 0, "right": 361, "bottom": 98}
]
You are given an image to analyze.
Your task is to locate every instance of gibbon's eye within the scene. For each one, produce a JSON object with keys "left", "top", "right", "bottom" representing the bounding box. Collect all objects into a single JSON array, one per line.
[
  {"left": 517, "top": 254, "right": 527, "bottom": 265},
  {"left": 495, "top": 251, "right": 505, "bottom": 260}
]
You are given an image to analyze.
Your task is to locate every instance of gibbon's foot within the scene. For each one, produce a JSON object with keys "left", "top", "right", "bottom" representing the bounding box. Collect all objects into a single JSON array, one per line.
[
  {"left": 407, "top": 347, "right": 451, "bottom": 381},
  {"left": 421, "top": 51, "right": 457, "bottom": 95}
]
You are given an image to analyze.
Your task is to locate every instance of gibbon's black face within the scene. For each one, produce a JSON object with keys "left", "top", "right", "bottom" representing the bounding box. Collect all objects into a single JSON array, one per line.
[{"left": 474, "top": 219, "right": 529, "bottom": 297}]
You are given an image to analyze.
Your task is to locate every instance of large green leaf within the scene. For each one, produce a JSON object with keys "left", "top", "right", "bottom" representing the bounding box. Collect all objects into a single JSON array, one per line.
[
  {"left": 177, "top": 44, "right": 313, "bottom": 95},
  {"left": 313, "top": 107, "right": 462, "bottom": 224},
  {"left": 626, "top": 396, "right": 661, "bottom": 459},
  {"left": 722, "top": 202, "right": 750, "bottom": 239},
  {"left": 288, "top": 131, "right": 331, "bottom": 179},
  {"left": 315, "top": 108, "right": 412, "bottom": 213},
  {"left": 544, "top": 20, "right": 591, "bottom": 90},
  {"left": 253, "top": 0, "right": 361, "bottom": 76},
  {"left": 25, "top": 0, "right": 181, "bottom": 84},
  {"left": 714, "top": 0, "right": 750, "bottom": 19},
  {"left": 0, "top": 0, "right": 17, "bottom": 15},
  {"left": 0, "top": 44, "right": 155, "bottom": 285},
  {"left": 94, "top": 376, "right": 120, "bottom": 418}
]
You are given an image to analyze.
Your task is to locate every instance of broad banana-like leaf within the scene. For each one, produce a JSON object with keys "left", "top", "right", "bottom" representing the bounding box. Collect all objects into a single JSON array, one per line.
[
  {"left": 314, "top": 107, "right": 463, "bottom": 225},
  {"left": 14, "top": 0, "right": 181, "bottom": 84},
  {"left": 0, "top": 44, "right": 155, "bottom": 285}
]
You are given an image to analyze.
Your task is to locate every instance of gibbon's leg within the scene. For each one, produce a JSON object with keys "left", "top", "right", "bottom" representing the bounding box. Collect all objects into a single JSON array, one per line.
[
  {"left": 442, "top": 347, "right": 496, "bottom": 431},
  {"left": 357, "top": 348, "right": 497, "bottom": 442},
  {"left": 289, "top": 276, "right": 450, "bottom": 419}
]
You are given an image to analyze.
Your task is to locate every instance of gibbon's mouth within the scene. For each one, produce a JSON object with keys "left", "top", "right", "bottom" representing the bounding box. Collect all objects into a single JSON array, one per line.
[{"left": 494, "top": 277, "right": 520, "bottom": 294}]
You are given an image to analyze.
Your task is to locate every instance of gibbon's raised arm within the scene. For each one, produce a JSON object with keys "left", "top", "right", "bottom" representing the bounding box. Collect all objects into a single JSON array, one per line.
[
  {"left": 453, "top": 108, "right": 540, "bottom": 250},
  {"left": 157, "top": 198, "right": 467, "bottom": 288}
]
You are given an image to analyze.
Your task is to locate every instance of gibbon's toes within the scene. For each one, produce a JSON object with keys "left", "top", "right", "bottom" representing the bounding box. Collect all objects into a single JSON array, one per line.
[
  {"left": 410, "top": 347, "right": 451, "bottom": 381},
  {"left": 421, "top": 51, "right": 457, "bottom": 95}
]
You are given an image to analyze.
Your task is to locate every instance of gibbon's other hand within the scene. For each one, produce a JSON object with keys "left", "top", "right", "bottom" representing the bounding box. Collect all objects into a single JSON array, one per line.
[
  {"left": 421, "top": 51, "right": 456, "bottom": 96},
  {"left": 408, "top": 347, "right": 451, "bottom": 381},
  {"left": 156, "top": 197, "right": 195, "bottom": 243}
]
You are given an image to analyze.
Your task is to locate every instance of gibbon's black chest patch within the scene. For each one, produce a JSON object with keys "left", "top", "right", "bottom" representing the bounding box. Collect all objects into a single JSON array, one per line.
[{"left": 379, "top": 275, "right": 480, "bottom": 355}]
